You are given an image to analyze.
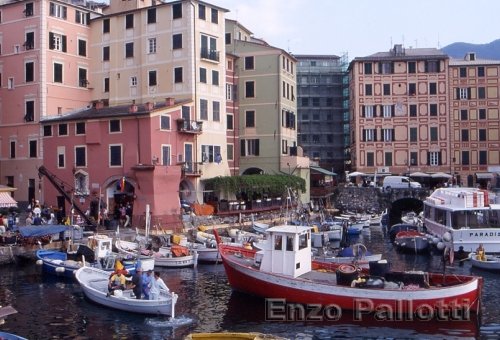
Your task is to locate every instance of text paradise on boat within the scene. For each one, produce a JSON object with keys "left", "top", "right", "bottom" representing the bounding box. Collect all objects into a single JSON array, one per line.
[
  {"left": 215, "top": 225, "right": 483, "bottom": 317},
  {"left": 423, "top": 187, "right": 500, "bottom": 253}
]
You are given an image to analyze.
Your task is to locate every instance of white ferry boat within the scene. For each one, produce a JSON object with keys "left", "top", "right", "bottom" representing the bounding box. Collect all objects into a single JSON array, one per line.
[{"left": 423, "top": 187, "right": 500, "bottom": 253}]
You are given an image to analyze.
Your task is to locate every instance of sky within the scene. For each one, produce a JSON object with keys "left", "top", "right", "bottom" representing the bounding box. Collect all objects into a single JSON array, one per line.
[{"left": 208, "top": 0, "right": 500, "bottom": 60}]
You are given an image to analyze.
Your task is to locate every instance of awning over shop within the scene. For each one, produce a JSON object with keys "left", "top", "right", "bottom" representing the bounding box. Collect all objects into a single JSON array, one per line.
[
  {"left": 0, "top": 192, "right": 17, "bottom": 208},
  {"left": 18, "top": 225, "right": 69, "bottom": 238},
  {"left": 476, "top": 172, "right": 494, "bottom": 179},
  {"left": 310, "top": 166, "right": 337, "bottom": 176}
]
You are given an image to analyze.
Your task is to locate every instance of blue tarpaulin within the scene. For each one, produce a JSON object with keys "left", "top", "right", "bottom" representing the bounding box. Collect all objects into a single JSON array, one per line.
[{"left": 18, "top": 225, "right": 70, "bottom": 238}]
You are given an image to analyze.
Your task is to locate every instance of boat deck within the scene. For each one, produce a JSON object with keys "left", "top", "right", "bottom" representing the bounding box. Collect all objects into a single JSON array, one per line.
[{"left": 300, "top": 270, "right": 338, "bottom": 285}]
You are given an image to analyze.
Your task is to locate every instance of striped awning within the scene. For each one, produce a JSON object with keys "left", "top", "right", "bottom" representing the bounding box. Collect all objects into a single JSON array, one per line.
[{"left": 0, "top": 192, "right": 17, "bottom": 208}]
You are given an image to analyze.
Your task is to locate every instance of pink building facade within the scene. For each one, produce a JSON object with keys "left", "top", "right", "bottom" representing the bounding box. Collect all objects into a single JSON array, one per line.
[
  {"left": 0, "top": 0, "right": 96, "bottom": 203},
  {"left": 41, "top": 99, "right": 195, "bottom": 229}
]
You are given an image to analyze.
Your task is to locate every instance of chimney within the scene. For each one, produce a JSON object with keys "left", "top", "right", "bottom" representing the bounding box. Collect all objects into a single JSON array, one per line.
[
  {"left": 95, "top": 101, "right": 104, "bottom": 109},
  {"left": 129, "top": 101, "right": 138, "bottom": 113},
  {"left": 145, "top": 102, "right": 154, "bottom": 111},
  {"left": 165, "top": 97, "right": 175, "bottom": 106}
]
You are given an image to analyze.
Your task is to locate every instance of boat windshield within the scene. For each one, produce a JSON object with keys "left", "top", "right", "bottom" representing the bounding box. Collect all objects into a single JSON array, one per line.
[{"left": 451, "top": 210, "right": 500, "bottom": 230}]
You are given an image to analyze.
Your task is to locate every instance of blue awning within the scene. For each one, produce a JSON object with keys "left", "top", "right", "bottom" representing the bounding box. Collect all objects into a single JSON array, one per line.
[{"left": 18, "top": 225, "right": 70, "bottom": 237}]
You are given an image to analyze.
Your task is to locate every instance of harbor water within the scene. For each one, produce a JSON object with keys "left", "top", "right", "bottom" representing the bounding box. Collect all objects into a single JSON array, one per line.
[{"left": 1, "top": 225, "right": 500, "bottom": 339}]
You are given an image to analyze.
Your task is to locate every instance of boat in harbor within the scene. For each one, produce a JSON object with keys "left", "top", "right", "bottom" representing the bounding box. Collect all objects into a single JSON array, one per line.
[
  {"left": 37, "top": 235, "right": 151, "bottom": 277},
  {"left": 393, "top": 230, "right": 429, "bottom": 253},
  {"left": 215, "top": 225, "right": 483, "bottom": 315},
  {"left": 75, "top": 266, "right": 178, "bottom": 317},
  {"left": 423, "top": 187, "right": 500, "bottom": 253},
  {"left": 469, "top": 252, "right": 500, "bottom": 272},
  {"left": 387, "top": 223, "right": 420, "bottom": 242},
  {"left": 313, "top": 243, "right": 383, "bottom": 268}
]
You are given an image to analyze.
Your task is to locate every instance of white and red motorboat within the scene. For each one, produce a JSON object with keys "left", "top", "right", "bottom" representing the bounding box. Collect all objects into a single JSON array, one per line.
[{"left": 216, "top": 225, "right": 483, "bottom": 315}]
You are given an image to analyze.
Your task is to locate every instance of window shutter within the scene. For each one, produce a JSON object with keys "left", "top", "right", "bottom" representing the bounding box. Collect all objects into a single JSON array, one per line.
[
  {"left": 392, "top": 128, "right": 395, "bottom": 141},
  {"left": 467, "top": 87, "right": 472, "bottom": 99},
  {"left": 240, "top": 140, "right": 245, "bottom": 156},
  {"left": 86, "top": 13, "right": 90, "bottom": 25},
  {"left": 378, "top": 63, "right": 381, "bottom": 74},
  {"left": 392, "top": 105, "right": 395, "bottom": 117},
  {"left": 390, "top": 62, "right": 394, "bottom": 74},
  {"left": 62, "top": 35, "right": 67, "bottom": 52},
  {"left": 362, "top": 130, "right": 366, "bottom": 142},
  {"left": 424, "top": 62, "right": 428, "bottom": 73},
  {"left": 362, "top": 105, "right": 365, "bottom": 117},
  {"left": 49, "top": 32, "right": 54, "bottom": 50},
  {"left": 455, "top": 88, "right": 460, "bottom": 99},
  {"left": 427, "top": 152, "right": 430, "bottom": 165},
  {"left": 374, "top": 129, "right": 377, "bottom": 141},
  {"left": 255, "top": 139, "right": 260, "bottom": 156},
  {"left": 438, "top": 151, "right": 442, "bottom": 165}
]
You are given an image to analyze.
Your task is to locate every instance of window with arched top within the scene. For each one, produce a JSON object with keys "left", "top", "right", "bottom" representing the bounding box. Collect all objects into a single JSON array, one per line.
[{"left": 74, "top": 170, "right": 89, "bottom": 196}]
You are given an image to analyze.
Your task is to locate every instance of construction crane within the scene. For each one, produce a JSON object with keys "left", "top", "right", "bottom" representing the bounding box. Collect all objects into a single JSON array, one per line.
[{"left": 37, "top": 165, "right": 97, "bottom": 229}]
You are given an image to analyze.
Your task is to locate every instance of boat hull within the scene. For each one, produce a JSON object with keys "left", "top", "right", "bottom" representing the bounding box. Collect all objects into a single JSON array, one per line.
[
  {"left": 470, "top": 253, "right": 500, "bottom": 271},
  {"left": 75, "top": 267, "right": 177, "bottom": 316},
  {"left": 219, "top": 245, "right": 482, "bottom": 315},
  {"left": 36, "top": 249, "right": 80, "bottom": 278}
]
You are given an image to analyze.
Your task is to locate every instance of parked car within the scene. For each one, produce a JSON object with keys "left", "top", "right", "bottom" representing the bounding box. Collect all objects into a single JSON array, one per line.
[{"left": 382, "top": 176, "right": 421, "bottom": 190}]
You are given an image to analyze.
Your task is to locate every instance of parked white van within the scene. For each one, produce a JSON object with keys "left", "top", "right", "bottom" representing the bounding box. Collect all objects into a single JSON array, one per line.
[{"left": 382, "top": 176, "right": 421, "bottom": 190}]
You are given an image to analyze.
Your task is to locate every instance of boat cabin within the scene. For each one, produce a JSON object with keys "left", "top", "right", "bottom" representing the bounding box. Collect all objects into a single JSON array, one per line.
[
  {"left": 87, "top": 235, "right": 113, "bottom": 259},
  {"left": 258, "top": 225, "right": 311, "bottom": 278}
]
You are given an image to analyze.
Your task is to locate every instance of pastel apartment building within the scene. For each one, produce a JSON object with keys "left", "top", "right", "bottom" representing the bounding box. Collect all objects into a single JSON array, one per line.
[
  {"left": 225, "top": 19, "right": 310, "bottom": 203},
  {"left": 448, "top": 52, "right": 500, "bottom": 188},
  {"left": 348, "top": 45, "right": 452, "bottom": 178},
  {"left": 0, "top": 0, "right": 97, "bottom": 203}
]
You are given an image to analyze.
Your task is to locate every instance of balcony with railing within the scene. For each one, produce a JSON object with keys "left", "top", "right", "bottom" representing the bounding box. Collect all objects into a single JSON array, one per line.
[
  {"left": 200, "top": 48, "right": 220, "bottom": 62},
  {"left": 177, "top": 119, "right": 203, "bottom": 134},
  {"left": 180, "top": 162, "right": 202, "bottom": 177}
]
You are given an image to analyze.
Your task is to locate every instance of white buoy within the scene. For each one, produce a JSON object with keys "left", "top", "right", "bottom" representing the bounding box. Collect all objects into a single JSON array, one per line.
[
  {"left": 55, "top": 267, "right": 65, "bottom": 273},
  {"left": 436, "top": 242, "right": 445, "bottom": 250},
  {"left": 443, "top": 232, "right": 452, "bottom": 242},
  {"left": 36, "top": 260, "right": 43, "bottom": 265},
  {"left": 432, "top": 237, "right": 440, "bottom": 245}
]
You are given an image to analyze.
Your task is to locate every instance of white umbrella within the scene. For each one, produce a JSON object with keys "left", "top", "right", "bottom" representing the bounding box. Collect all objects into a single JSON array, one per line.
[
  {"left": 347, "top": 171, "right": 366, "bottom": 177},
  {"left": 431, "top": 172, "right": 452, "bottom": 179},
  {"left": 409, "top": 172, "right": 431, "bottom": 177}
]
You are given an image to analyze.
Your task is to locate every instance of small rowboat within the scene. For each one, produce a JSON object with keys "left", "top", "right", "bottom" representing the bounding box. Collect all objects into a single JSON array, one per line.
[{"left": 469, "top": 252, "right": 500, "bottom": 272}]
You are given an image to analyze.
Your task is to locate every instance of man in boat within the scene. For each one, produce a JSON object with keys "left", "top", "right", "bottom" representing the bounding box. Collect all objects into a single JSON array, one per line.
[
  {"left": 142, "top": 270, "right": 152, "bottom": 300},
  {"left": 476, "top": 243, "right": 486, "bottom": 261},
  {"left": 108, "top": 270, "right": 126, "bottom": 294},
  {"left": 149, "top": 271, "right": 169, "bottom": 300},
  {"left": 131, "top": 268, "right": 143, "bottom": 299}
]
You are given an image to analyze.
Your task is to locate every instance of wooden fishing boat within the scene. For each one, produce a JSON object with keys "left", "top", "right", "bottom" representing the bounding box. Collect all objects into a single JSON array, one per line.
[
  {"left": 313, "top": 244, "right": 383, "bottom": 268},
  {"left": 394, "top": 230, "right": 429, "bottom": 253},
  {"left": 75, "top": 266, "right": 178, "bottom": 317},
  {"left": 216, "top": 225, "right": 483, "bottom": 315},
  {"left": 37, "top": 235, "right": 149, "bottom": 277}
]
